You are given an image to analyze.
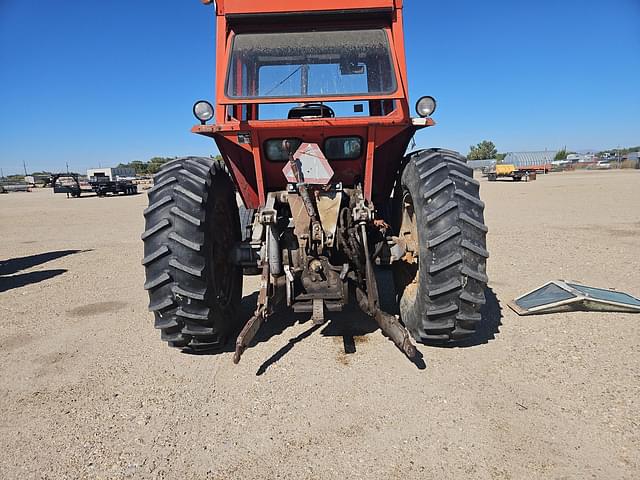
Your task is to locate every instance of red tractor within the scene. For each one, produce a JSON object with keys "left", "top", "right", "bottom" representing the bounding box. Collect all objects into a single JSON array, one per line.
[{"left": 143, "top": 0, "right": 488, "bottom": 362}]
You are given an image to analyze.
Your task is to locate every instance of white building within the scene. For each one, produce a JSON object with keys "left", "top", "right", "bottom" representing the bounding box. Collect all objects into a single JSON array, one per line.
[{"left": 86, "top": 167, "right": 136, "bottom": 181}]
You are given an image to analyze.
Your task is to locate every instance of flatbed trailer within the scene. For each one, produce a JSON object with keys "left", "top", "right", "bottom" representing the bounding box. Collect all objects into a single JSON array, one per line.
[
  {"left": 488, "top": 164, "right": 538, "bottom": 182},
  {"left": 89, "top": 178, "right": 138, "bottom": 196},
  {"left": 87, "top": 167, "right": 138, "bottom": 196},
  {"left": 0, "top": 184, "right": 30, "bottom": 193},
  {"left": 51, "top": 173, "right": 92, "bottom": 197}
]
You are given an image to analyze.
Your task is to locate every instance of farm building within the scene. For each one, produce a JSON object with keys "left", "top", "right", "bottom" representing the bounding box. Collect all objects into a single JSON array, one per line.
[
  {"left": 622, "top": 151, "right": 639, "bottom": 168},
  {"left": 564, "top": 153, "right": 603, "bottom": 163},
  {"left": 504, "top": 151, "right": 557, "bottom": 168},
  {"left": 466, "top": 159, "right": 497, "bottom": 170}
]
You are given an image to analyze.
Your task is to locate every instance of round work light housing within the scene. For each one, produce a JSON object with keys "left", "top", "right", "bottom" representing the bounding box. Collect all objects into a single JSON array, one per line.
[
  {"left": 416, "top": 96, "right": 437, "bottom": 117},
  {"left": 193, "top": 100, "right": 214, "bottom": 124}
]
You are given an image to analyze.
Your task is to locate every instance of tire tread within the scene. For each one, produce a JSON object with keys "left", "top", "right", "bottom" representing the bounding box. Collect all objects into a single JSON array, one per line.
[
  {"left": 397, "top": 148, "right": 489, "bottom": 342},
  {"left": 142, "top": 157, "right": 242, "bottom": 352}
]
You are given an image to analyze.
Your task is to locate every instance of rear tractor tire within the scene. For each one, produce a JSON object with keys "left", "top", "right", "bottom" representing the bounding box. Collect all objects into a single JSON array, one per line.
[
  {"left": 142, "top": 157, "right": 243, "bottom": 352},
  {"left": 394, "top": 149, "right": 489, "bottom": 343}
]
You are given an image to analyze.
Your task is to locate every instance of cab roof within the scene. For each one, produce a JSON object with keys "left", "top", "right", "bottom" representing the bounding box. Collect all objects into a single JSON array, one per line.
[{"left": 205, "top": 0, "right": 402, "bottom": 17}]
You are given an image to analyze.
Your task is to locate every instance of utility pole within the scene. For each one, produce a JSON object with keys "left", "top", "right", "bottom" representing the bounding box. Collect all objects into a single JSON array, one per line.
[
  {"left": 66, "top": 162, "right": 69, "bottom": 174},
  {"left": 23, "top": 160, "right": 28, "bottom": 176},
  {"left": 617, "top": 146, "right": 621, "bottom": 170}
]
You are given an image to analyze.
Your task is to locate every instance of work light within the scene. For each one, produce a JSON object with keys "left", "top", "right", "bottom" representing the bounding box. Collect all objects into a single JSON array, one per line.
[
  {"left": 416, "top": 96, "right": 437, "bottom": 117},
  {"left": 193, "top": 100, "right": 214, "bottom": 124}
]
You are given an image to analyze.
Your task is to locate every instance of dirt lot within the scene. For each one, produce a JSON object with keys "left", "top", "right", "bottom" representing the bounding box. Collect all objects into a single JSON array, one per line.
[{"left": 1, "top": 169, "right": 639, "bottom": 479}]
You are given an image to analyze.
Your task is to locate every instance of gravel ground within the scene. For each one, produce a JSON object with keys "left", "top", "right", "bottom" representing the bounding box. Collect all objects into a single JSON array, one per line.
[{"left": 0, "top": 169, "right": 638, "bottom": 479}]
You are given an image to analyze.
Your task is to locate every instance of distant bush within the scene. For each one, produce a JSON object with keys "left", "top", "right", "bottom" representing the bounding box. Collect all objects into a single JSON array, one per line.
[
  {"left": 117, "top": 158, "right": 175, "bottom": 175},
  {"left": 118, "top": 155, "right": 223, "bottom": 175}
]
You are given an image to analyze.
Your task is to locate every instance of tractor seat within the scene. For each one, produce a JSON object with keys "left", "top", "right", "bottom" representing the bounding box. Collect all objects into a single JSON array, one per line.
[{"left": 287, "top": 103, "right": 335, "bottom": 119}]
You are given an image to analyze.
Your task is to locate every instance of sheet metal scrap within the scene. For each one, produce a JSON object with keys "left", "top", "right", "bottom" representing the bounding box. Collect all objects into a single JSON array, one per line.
[{"left": 509, "top": 280, "right": 640, "bottom": 316}]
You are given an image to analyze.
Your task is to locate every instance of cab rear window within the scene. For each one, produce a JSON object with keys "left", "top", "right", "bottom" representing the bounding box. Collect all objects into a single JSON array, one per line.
[
  {"left": 264, "top": 138, "right": 302, "bottom": 161},
  {"left": 324, "top": 137, "right": 363, "bottom": 160},
  {"left": 264, "top": 137, "right": 363, "bottom": 162}
]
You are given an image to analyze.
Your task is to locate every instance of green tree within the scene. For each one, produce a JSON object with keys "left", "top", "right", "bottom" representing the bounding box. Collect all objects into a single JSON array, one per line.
[
  {"left": 116, "top": 160, "right": 147, "bottom": 174},
  {"left": 554, "top": 148, "right": 576, "bottom": 161},
  {"left": 495, "top": 153, "right": 507, "bottom": 163},
  {"left": 554, "top": 148, "right": 569, "bottom": 161},
  {"left": 597, "top": 146, "right": 640, "bottom": 157},
  {"left": 116, "top": 157, "right": 176, "bottom": 175},
  {"left": 115, "top": 156, "right": 227, "bottom": 175},
  {"left": 467, "top": 141, "right": 498, "bottom": 160}
]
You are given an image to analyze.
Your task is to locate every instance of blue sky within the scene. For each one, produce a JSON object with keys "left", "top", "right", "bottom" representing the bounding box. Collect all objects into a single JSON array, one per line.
[{"left": 1, "top": 0, "right": 639, "bottom": 175}]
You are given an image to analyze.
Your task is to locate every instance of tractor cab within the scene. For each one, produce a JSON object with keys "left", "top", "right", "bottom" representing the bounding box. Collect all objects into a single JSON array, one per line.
[
  {"left": 224, "top": 28, "right": 399, "bottom": 121},
  {"left": 192, "top": 0, "right": 434, "bottom": 209}
]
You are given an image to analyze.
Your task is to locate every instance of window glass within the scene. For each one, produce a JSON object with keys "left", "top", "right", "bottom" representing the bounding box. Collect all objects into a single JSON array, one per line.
[
  {"left": 515, "top": 283, "right": 576, "bottom": 310},
  {"left": 227, "top": 29, "right": 397, "bottom": 99},
  {"left": 324, "top": 137, "right": 363, "bottom": 160},
  {"left": 264, "top": 139, "right": 302, "bottom": 161},
  {"left": 567, "top": 283, "right": 640, "bottom": 306}
]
